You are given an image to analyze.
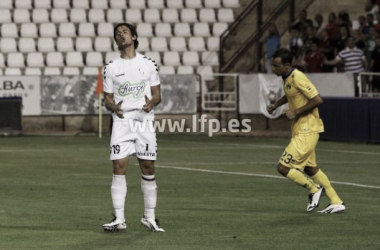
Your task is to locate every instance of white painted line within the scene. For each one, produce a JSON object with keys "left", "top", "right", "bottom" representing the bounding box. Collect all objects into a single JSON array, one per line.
[
  {"left": 159, "top": 139, "right": 380, "bottom": 156},
  {"left": 162, "top": 161, "right": 380, "bottom": 165},
  {"left": 157, "top": 165, "right": 284, "bottom": 179},
  {"left": 156, "top": 165, "right": 380, "bottom": 190},
  {"left": 0, "top": 149, "right": 57, "bottom": 153}
]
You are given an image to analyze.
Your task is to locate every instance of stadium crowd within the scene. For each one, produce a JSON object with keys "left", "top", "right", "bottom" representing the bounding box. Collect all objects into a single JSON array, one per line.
[{"left": 264, "top": 0, "right": 380, "bottom": 93}]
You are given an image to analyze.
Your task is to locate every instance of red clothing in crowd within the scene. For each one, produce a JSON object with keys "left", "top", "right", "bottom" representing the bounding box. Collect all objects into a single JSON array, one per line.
[{"left": 304, "top": 52, "right": 325, "bottom": 73}]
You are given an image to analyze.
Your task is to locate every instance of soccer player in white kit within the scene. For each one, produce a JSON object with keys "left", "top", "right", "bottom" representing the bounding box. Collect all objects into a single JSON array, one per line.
[{"left": 102, "top": 23, "right": 164, "bottom": 232}]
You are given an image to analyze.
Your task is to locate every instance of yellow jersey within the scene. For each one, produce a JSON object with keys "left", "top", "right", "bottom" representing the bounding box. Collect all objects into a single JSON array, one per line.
[{"left": 283, "top": 69, "right": 324, "bottom": 135}]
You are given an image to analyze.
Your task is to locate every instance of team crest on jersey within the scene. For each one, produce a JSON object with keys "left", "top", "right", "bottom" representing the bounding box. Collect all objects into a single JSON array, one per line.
[
  {"left": 118, "top": 81, "right": 146, "bottom": 98},
  {"left": 138, "top": 68, "right": 145, "bottom": 75}
]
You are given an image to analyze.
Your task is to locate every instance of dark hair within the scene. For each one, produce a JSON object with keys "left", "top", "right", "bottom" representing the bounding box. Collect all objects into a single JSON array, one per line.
[
  {"left": 272, "top": 48, "right": 293, "bottom": 65},
  {"left": 113, "top": 23, "right": 139, "bottom": 49}
]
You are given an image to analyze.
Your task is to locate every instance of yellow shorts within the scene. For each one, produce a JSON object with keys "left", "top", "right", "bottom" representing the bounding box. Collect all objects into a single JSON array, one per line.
[{"left": 279, "top": 133, "right": 319, "bottom": 170}]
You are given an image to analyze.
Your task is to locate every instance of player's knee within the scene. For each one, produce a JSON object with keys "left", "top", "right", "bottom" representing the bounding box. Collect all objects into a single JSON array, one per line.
[
  {"left": 304, "top": 166, "right": 319, "bottom": 176},
  {"left": 113, "top": 160, "right": 127, "bottom": 175},
  {"left": 277, "top": 164, "right": 290, "bottom": 177},
  {"left": 139, "top": 160, "right": 155, "bottom": 175}
]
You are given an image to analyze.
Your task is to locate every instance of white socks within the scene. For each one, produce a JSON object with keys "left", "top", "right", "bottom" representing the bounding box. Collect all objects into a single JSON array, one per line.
[
  {"left": 111, "top": 174, "right": 127, "bottom": 221},
  {"left": 141, "top": 174, "right": 157, "bottom": 221},
  {"left": 110, "top": 174, "right": 158, "bottom": 222}
]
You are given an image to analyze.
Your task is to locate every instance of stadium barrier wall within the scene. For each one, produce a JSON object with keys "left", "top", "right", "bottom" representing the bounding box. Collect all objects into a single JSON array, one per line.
[
  {"left": 239, "top": 73, "right": 355, "bottom": 114},
  {"left": 0, "top": 75, "right": 197, "bottom": 116},
  {"left": 0, "top": 97, "right": 22, "bottom": 135},
  {"left": 319, "top": 97, "right": 380, "bottom": 143}
]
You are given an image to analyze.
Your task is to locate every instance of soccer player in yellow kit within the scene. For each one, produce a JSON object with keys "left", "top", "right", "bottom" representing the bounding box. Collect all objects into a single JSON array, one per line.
[{"left": 267, "top": 48, "right": 345, "bottom": 213}]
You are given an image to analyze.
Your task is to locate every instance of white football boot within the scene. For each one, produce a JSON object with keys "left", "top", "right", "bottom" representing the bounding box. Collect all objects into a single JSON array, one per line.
[
  {"left": 306, "top": 187, "right": 324, "bottom": 212},
  {"left": 318, "top": 203, "right": 346, "bottom": 214},
  {"left": 141, "top": 216, "right": 165, "bottom": 232},
  {"left": 103, "top": 216, "right": 127, "bottom": 232}
]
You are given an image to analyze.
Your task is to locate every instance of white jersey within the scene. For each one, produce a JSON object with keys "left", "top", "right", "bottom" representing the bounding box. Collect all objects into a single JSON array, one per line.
[{"left": 103, "top": 53, "right": 160, "bottom": 120}]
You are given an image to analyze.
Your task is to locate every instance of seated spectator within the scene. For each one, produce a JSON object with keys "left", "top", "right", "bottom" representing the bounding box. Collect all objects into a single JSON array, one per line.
[
  {"left": 319, "top": 29, "right": 335, "bottom": 72},
  {"left": 303, "top": 25, "right": 320, "bottom": 54},
  {"left": 315, "top": 14, "right": 327, "bottom": 36},
  {"left": 303, "top": 42, "right": 325, "bottom": 73},
  {"left": 264, "top": 23, "right": 281, "bottom": 73},
  {"left": 370, "top": 36, "right": 380, "bottom": 92},
  {"left": 287, "top": 27, "right": 304, "bottom": 58},
  {"left": 324, "top": 36, "right": 368, "bottom": 73}
]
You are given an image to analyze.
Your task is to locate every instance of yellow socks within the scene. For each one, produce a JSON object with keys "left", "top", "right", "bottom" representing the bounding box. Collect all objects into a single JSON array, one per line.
[
  {"left": 310, "top": 169, "right": 343, "bottom": 204},
  {"left": 286, "top": 169, "right": 320, "bottom": 193}
]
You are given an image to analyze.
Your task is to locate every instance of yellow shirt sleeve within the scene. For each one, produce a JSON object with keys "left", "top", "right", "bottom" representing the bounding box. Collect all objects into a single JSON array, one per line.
[{"left": 294, "top": 73, "right": 319, "bottom": 99}]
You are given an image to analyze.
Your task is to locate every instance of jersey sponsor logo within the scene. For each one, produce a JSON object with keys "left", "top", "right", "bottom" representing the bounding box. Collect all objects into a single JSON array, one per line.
[
  {"left": 136, "top": 151, "right": 156, "bottom": 157},
  {"left": 118, "top": 81, "right": 146, "bottom": 98},
  {"left": 115, "top": 73, "right": 125, "bottom": 77}
]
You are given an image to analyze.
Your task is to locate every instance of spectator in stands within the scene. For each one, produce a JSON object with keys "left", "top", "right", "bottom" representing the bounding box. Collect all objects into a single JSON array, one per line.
[
  {"left": 365, "top": 0, "right": 379, "bottom": 17},
  {"left": 337, "top": 11, "right": 352, "bottom": 28},
  {"left": 264, "top": 23, "right": 281, "bottom": 73},
  {"left": 370, "top": 36, "right": 380, "bottom": 92},
  {"left": 314, "top": 14, "right": 326, "bottom": 36},
  {"left": 335, "top": 25, "right": 351, "bottom": 53},
  {"left": 358, "top": 15, "right": 368, "bottom": 35},
  {"left": 324, "top": 36, "right": 368, "bottom": 73},
  {"left": 292, "top": 49, "right": 306, "bottom": 72},
  {"left": 293, "top": 10, "right": 313, "bottom": 38},
  {"left": 303, "top": 42, "right": 325, "bottom": 73},
  {"left": 352, "top": 29, "right": 367, "bottom": 51},
  {"left": 319, "top": 29, "right": 335, "bottom": 72},
  {"left": 363, "top": 13, "right": 380, "bottom": 34},
  {"left": 335, "top": 26, "right": 351, "bottom": 72},
  {"left": 365, "top": 26, "right": 379, "bottom": 60},
  {"left": 326, "top": 13, "right": 340, "bottom": 41},
  {"left": 287, "top": 27, "right": 304, "bottom": 59},
  {"left": 303, "top": 25, "right": 320, "bottom": 55}
]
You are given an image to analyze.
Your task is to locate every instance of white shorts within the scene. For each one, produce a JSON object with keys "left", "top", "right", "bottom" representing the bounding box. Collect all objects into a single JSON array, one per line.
[{"left": 110, "top": 112, "right": 157, "bottom": 161}]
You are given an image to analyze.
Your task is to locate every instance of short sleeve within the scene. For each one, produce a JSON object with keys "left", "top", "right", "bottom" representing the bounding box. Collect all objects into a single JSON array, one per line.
[
  {"left": 103, "top": 63, "right": 113, "bottom": 93},
  {"left": 295, "top": 73, "right": 319, "bottom": 99},
  {"left": 149, "top": 60, "right": 160, "bottom": 87}
]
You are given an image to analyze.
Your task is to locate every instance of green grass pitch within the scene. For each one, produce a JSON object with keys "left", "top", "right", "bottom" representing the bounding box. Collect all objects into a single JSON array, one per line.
[{"left": 0, "top": 134, "right": 379, "bottom": 250}]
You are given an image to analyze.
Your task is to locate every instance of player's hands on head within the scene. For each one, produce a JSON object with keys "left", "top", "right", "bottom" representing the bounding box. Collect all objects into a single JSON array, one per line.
[
  {"left": 266, "top": 104, "right": 276, "bottom": 114},
  {"left": 114, "top": 100, "right": 124, "bottom": 118},
  {"left": 142, "top": 95, "right": 153, "bottom": 112}
]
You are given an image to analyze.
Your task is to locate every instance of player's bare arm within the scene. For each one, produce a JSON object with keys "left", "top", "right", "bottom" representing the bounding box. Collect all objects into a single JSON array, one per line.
[
  {"left": 267, "top": 95, "right": 288, "bottom": 114},
  {"left": 143, "top": 85, "right": 161, "bottom": 113},
  {"left": 286, "top": 94, "right": 323, "bottom": 120},
  {"left": 104, "top": 92, "right": 124, "bottom": 118},
  {"left": 323, "top": 57, "right": 340, "bottom": 66}
]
